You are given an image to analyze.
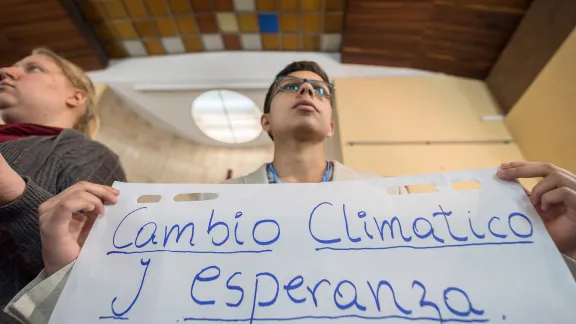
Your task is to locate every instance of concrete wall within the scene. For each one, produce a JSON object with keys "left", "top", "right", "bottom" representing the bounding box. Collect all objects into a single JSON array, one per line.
[{"left": 94, "top": 86, "right": 273, "bottom": 183}]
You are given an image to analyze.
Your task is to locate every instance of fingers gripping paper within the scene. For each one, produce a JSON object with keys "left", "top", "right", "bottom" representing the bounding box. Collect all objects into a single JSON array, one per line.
[{"left": 49, "top": 168, "right": 576, "bottom": 324}]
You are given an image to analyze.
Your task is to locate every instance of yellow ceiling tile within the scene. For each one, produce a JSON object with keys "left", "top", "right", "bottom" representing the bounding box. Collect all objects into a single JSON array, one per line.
[
  {"left": 155, "top": 18, "right": 177, "bottom": 36},
  {"left": 301, "top": 13, "right": 320, "bottom": 33},
  {"left": 102, "top": 0, "right": 128, "bottom": 19},
  {"left": 183, "top": 36, "right": 204, "bottom": 52},
  {"left": 300, "top": 0, "right": 321, "bottom": 11},
  {"left": 175, "top": 16, "right": 198, "bottom": 35},
  {"left": 262, "top": 34, "right": 279, "bottom": 50},
  {"left": 144, "top": 39, "right": 165, "bottom": 55},
  {"left": 237, "top": 13, "right": 259, "bottom": 32},
  {"left": 282, "top": 34, "right": 299, "bottom": 51},
  {"left": 111, "top": 21, "right": 138, "bottom": 39},
  {"left": 324, "top": 13, "right": 343, "bottom": 33},
  {"left": 95, "top": 23, "right": 118, "bottom": 41},
  {"left": 216, "top": 13, "right": 239, "bottom": 33},
  {"left": 280, "top": 13, "right": 299, "bottom": 32},
  {"left": 168, "top": 0, "right": 192, "bottom": 14},
  {"left": 256, "top": 0, "right": 277, "bottom": 12},
  {"left": 134, "top": 21, "right": 158, "bottom": 37},
  {"left": 279, "top": 0, "right": 298, "bottom": 11},
  {"left": 123, "top": 0, "right": 147, "bottom": 18},
  {"left": 302, "top": 35, "right": 320, "bottom": 51},
  {"left": 80, "top": 2, "right": 108, "bottom": 21},
  {"left": 144, "top": 0, "right": 169, "bottom": 15}
]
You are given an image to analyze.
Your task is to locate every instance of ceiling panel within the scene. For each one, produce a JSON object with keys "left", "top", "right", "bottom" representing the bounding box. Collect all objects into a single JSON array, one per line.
[
  {"left": 73, "top": 0, "right": 346, "bottom": 58},
  {"left": 0, "top": 0, "right": 107, "bottom": 70},
  {"left": 341, "top": 0, "right": 534, "bottom": 79},
  {"left": 1, "top": 0, "right": 538, "bottom": 77}
]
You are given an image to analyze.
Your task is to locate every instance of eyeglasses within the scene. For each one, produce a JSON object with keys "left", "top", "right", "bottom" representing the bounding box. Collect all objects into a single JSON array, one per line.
[{"left": 274, "top": 76, "right": 334, "bottom": 99}]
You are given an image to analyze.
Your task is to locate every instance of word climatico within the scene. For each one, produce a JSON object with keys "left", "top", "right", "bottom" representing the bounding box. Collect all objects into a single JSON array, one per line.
[{"left": 99, "top": 203, "right": 533, "bottom": 323}]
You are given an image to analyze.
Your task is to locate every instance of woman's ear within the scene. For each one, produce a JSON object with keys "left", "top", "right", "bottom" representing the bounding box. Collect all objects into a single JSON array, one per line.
[
  {"left": 261, "top": 114, "right": 272, "bottom": 132},
  {"left": 66, "top": 90, "right": 86, "bottom": 109}
]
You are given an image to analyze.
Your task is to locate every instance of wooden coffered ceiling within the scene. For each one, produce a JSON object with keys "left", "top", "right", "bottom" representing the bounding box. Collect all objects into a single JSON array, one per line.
[
  {"left": 71, "top": 0, "right": 346, "bottom": 57},
  {"left": 341, "top": 0, "right": 534, "bottom": 79},
  {"left": 1, "top": 0, "right": 538, "bottom": 81}
]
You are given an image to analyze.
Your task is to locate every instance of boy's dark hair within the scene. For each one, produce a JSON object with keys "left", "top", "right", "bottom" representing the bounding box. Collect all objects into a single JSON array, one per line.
[{"left": 263, "top": 61, "right": 332, "bottom": 140}]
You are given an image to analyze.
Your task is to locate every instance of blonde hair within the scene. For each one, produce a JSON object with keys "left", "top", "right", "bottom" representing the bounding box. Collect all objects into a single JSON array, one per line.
[{"left": 31, "top": 48, "right": 100, "bottom": 138}]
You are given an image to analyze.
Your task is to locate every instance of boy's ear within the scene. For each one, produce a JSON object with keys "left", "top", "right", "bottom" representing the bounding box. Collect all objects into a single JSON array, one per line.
[
  {"left": 326, "top": 121, "right": 335, "bottom": 138},
  {"left": 261, "top": 114, "right": 271, "bottom": 132}
]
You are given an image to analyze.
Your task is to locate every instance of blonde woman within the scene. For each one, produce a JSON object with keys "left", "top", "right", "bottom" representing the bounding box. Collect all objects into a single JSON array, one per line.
[{"left": 0, "top": 48, "right": 126, "bottom": 323}]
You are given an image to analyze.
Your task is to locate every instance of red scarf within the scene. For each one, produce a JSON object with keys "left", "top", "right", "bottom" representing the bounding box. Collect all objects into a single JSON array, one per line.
[{"left": 0, "top": 123, "right": 63, "bottom": 143}]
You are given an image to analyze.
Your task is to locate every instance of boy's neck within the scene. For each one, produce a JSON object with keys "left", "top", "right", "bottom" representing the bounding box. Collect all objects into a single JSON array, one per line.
[{"left": 271, "top": 140, "right": 328, "bottom": 183}]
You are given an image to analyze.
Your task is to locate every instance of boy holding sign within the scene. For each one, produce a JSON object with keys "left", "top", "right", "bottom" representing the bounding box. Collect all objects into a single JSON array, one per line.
[
  {"left": 4, "top": 62, "right": 576, "bottom": 323},
  {"left": 223, "top": 61, "right": 405, "bottom": 190}
]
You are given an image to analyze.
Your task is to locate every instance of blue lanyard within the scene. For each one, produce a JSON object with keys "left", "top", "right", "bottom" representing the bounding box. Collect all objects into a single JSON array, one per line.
[{"left": 269, "top": 161, "right": 331, "bottom": 183}]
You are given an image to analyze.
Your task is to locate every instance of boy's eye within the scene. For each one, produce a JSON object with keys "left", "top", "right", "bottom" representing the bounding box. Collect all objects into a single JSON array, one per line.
[{"left": 284, "top": 84, "right": 299, "bottom": 91}]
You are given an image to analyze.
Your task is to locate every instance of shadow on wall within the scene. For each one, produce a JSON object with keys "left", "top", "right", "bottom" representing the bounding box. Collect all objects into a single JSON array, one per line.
[{"left": 95, "top": 87, "right": 274, "bottom": 183}]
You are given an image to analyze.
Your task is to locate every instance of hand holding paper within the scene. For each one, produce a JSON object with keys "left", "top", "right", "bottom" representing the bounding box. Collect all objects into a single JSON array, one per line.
[
  {"left": 41, "top": 167, "right": 576, "bottom": 324},
  {"left": 38, "top": 181, "right": 120, "bottom": 275},
  {"left": 497, "top": 161, "right": 576, "bottom": 259}
]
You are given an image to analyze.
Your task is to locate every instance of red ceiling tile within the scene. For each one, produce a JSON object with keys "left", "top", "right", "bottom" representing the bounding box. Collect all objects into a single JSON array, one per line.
[
  {"left": 325, "top": 0, "right": 345, "bottom": 11},
  {"left": 223, "top": 34, "right": 242, "bottom": 50},
  {"left": 196, "top": 14, "right": 219, "bottom": 33},
  {"left": 214, "top": 0, "right": 234, "bottom": 11},
  {"left": 191, "top": 0, "right": 212, "bottom": 12}
]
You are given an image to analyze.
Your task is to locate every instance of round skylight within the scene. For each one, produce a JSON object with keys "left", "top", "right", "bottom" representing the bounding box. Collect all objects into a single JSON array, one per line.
[{"left": 191, "top": 90, "right": 262, "bottom": 144}]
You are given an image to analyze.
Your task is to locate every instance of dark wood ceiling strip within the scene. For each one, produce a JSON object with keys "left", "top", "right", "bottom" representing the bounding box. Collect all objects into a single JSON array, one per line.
[
  {"left": 340, "top": 0, "right": 532, "bottom": 79},
  {"left": 0, "top": 0, "right": 107, "bottom": 71},
  {"left": 486, "top": 0, "right": 576, "bottom": 114},
  {"left": 56, "top": 0, "right": 109, "bottom": 69}
]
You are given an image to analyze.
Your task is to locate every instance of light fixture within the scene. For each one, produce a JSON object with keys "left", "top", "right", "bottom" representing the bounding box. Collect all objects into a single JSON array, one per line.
[{"left": 191, "top": 90, "right": 262, "bottom": 144}]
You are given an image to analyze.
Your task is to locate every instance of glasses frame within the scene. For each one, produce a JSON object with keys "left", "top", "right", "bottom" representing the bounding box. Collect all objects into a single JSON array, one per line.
[{"left": 273, "top": 75, "right": 335, "bottom": 99}]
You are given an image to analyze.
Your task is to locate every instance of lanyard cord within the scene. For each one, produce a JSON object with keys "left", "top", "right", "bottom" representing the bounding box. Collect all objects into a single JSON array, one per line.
[{"left": 269, "top": 161, "right": 331, "bottom": 183}]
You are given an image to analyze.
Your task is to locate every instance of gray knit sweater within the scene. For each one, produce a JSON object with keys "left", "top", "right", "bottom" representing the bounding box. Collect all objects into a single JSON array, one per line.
[{"left": 0, "top": 129, "right": 126, "bottom": 324}]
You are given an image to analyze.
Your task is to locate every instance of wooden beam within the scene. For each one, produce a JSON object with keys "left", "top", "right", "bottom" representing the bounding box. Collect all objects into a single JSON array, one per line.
[
  {"left": 0, "top": 0, "right": 108, "bottom": 71},
  {"left": 341, "top": 0, "right": 531, "bottom": 79},
  {"left": 485, "top": 0, "right": 576, "bottom": 114},
  {"left": 57, "top": 0, "right": 109, "bottom": 68}
]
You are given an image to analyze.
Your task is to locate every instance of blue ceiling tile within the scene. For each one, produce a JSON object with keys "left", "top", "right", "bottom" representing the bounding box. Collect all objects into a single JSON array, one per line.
[{"left": 258, "top": 13, "right": 279, "bottom": 33}]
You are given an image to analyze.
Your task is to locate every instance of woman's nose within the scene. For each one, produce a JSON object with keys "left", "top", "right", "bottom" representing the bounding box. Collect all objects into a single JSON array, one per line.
[{"left": 0, "top": 66, "right": 21, "bottom": 81}]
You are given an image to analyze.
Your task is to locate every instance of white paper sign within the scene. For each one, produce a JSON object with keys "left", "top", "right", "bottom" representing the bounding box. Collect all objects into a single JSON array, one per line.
[{"left": 49, "top": 168, "right": 576, "bottom": 324}]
